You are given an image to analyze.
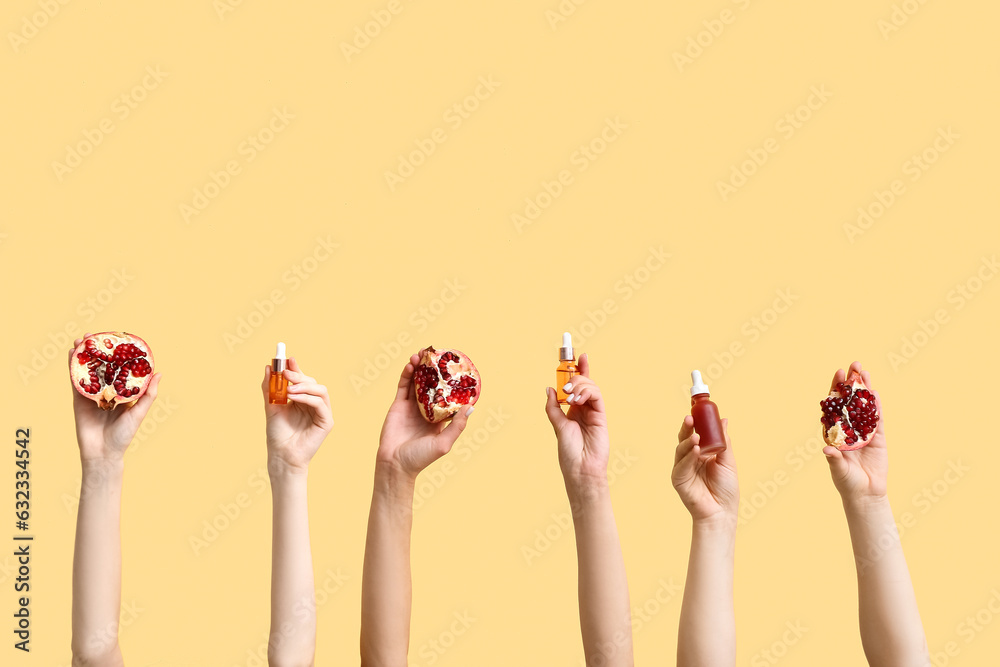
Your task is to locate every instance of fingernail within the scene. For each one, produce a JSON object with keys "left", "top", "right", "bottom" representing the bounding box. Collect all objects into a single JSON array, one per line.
[
  {"left": 566, "top": 394, "right": 575, "bottom": 403},
  {"left": 465, "top": 406, "right": 475, "bottom": 416},
  {"left": 562, "top": 382, "right": 573, "bottom": 392}
]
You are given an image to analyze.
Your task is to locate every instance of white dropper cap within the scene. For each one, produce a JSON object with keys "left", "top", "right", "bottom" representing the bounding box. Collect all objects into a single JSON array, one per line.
[
  {"left": 272, "top": 342, "right": 287, "bottom": 372},
  {"left": 690, "top": 370, "right": 710, "bottom": 396},
  {"left": 560, "top": 332, "right": 574, "bottom": 361}
]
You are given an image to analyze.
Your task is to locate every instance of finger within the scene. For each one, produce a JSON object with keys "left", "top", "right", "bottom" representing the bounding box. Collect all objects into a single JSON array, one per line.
[
  {"left": 287, "top": 380, "right": 330, "bottom": 398},
  {"left": 283, "top": 362, "right": 316, "bottom": 385},
  {"left": 261, "top": 365, "right": 272, "bottom": 402},
  {"left": 562, "top": 375, "right": 595, "bottom": 394},
  {"left": 394, "top": 361, "right": 416, "bottom": 402},
  {"left": 128, "top": 373, "right": 162, "bottom": 421},
  {"left": 675, "top": 432, "right": 700, "bottom": 464},
  {"left": 823, "top": 445, "right": 851, "bottom": 481},
  {"left": 869, "top": 389, "right": 887, "bottom": 449},
  {"left": 848, "top": 360, "right": 864, "bottom": 376},
  {"left": 829, "top": 367, "right": 846, "bottom": 393},
  {"left": 715, "top": 417, "right": 737, "bottom": 468},
  {"left": 572, "top": 383, "right": 603, "bottom": 410},
  {"left": 677, "top": 415, "right": 695, "bottom": 443},
  {"left": 286, "top": 391, "right": 326, "bottom": 413},
  {"left": 578, "top": 352, "right": 590, "bottom": 378},
  {"left": 436, "top": 405, "right": 474, "bottom": 454},
  {"left": 544, "top": 387, "right": 567, "bottom": 428},
  {"left": 673, "top": 441, "right": 704, "bottom": 483}
]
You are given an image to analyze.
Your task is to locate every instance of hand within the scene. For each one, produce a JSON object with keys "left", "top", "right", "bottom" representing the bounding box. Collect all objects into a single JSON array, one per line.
[
  {"left": 822, "top": 361, "right": 888, "bottom": 507},
  {"left": 262, "top": 358, "right": 334, "bottom": 476},
  {"left": 672, "top": 416, "right": 739, "bottom": 524},
  {"left": 376, "top": 350, "right": 473, "bottom": 480},
  {"left": 69, "top": 337, "right": 162, "bottom": 463},
  {"left": 544, "top": 353, "right": 611, "bottom": 490}
]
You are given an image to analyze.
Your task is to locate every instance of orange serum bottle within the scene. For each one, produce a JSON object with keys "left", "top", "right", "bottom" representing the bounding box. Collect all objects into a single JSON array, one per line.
[
  {"left": 556, "top": 332, "right": 578, "bottom": 405},
  {"left": 269, "top": 342, "right": 288, "bottom": 405},
  {"left": 690, "top": 370, "right": 726, "bottom": 455}
]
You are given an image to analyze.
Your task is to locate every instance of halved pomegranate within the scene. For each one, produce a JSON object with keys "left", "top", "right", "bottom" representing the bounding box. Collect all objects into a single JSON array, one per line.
[
  {"left": 413, "top": 347, "right": 481, "bottom": 423},
  {"left": 70, "top": 332, "right": 155, "bottom": 410},
  {"left": 820, "top": 370, "right": 879, "bottom": 450}
]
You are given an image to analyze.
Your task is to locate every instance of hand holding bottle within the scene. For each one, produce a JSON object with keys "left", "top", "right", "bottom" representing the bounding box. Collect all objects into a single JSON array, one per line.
[
  {"left": 545, "top": 353, "right": 611, "bottom": 491},
  {"left": 672, "top": 416, "right": 739, "bottom": 524},
  {"left": 261, "top": 357, "right": 333, "bottom": 476}
]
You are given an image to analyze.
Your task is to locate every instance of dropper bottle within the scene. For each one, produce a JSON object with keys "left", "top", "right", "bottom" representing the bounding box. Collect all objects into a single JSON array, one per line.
[
  {"left": 556, "top": 332, "right": 578, "bottom": 405},
  {"left": 269, "top": 342, "right": 288, "bottom": 405},
  {"left": 690, "top": 370, "right": 726, "bottom": 454}
]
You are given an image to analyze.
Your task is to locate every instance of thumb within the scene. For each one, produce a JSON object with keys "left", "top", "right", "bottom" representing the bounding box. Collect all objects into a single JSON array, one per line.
[
  {"left": 544, "top": 387, "right": 566, "bottom": 428},
  {"left": 436, "top": 405, "right": 474, "bottom": 453},
  {"left": 128, "top": 373, "right": 161, "bottom": 421},
  {"left": 823, "top": 445, "right": 850, "bottom": 483}
]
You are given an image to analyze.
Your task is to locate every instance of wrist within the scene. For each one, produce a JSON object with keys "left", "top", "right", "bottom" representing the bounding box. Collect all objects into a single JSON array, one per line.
[
  {"left": 692, "top": 512, "right": 738, "bottom": 536},
  {"left": 373, "top": 460, "right": 417, "bottom": 500},
  {"left": 267, "top": 455, "right": 309, "bottom": 480},
  {"left": 842, "top": 493, "right": 891, "bottom": 518},
  {"left": 81, "top": 457, "right": 125, "bottom": 478},
  {"left": 565, "top": 476, "right": 611, "bottom": 520}
]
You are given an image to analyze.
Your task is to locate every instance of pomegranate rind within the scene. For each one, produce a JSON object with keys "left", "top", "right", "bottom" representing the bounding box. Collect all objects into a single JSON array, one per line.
[
  {"left": 413, "top": 346, "right": 481, "bottom": 424},
  {"left": 821, "top": 370, "right": 878, "bottom": 451},
  {"left": 69, "top": 332, "right": 155, "bottom": 411}
]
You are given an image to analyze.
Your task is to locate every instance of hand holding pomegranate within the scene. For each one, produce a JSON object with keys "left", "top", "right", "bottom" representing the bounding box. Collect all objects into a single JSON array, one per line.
[
  {"left": 376, "top": 350, "right": 475, "bottom": 480},
  {"left": 671, "top": 416, "right": 739, "bottom": 524},
  {"left": 262, "top": 358, "right": 334, "bottom": 476},
  {"left": 821, "top": 362, "right": 889, "bottom": 507},
  {"left": 68, "top": 337, "right": 162, "bottom": 462},
  {"left": 544, "top": 353, "right": 612, "bottom": 491}
]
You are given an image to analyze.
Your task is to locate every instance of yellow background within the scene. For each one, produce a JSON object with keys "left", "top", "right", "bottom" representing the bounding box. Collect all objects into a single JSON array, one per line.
[{"left": 3, "top": 0, "right": 999, "bottom": 665}]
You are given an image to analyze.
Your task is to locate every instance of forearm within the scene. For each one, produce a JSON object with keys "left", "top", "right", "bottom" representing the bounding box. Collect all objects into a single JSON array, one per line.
[
  {"left": 268, "top": 470, "right": 316, "bottom": 667},
  {"left": 567, "top": 480, "right": 633, "bottom": 667},
  {"left": 72, "top": 459, "right": 125, "bottom": 667},
  {"left": 844, "top": 497, "right": 928, "bottom": 667},
  {"left": 360, "top": 464, "right": 416, "bottom": 667},
  {"left": 677, "top": 516, "right": 736, "bottom": 667}
]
